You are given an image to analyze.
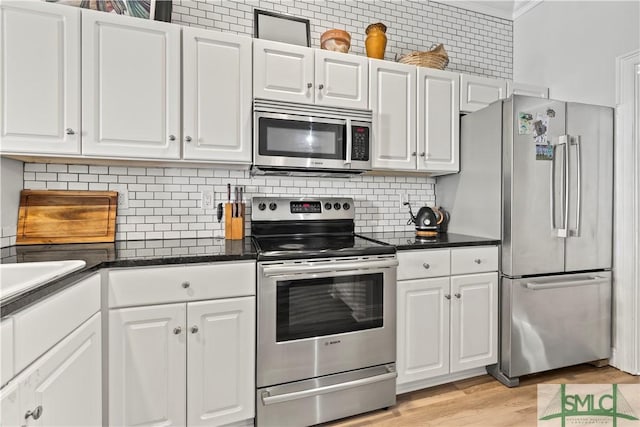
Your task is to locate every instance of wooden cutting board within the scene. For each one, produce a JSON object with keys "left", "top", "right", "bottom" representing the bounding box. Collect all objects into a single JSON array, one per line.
[{"left": 16, "top": 190, "right": 118, "bottom": 245}]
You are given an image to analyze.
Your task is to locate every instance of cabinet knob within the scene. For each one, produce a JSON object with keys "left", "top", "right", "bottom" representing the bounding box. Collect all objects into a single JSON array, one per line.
[
  {"left": 445, "top": 294, "right": 451, "bottom": 300},
  {"left": 181, "top": 281, "right": 190, "bottom": 289},
  {"left": 318, "top": 84, "right": 324, "bottom": 90},
  {"left": 420, "top": 152, "right": 426, "bottom": 157},
  {"left": 411, "top": 152, "right": 417, "bottom": 157},
  {"left": 185, "top": 136, "right": 192, "bottom": 143},
  {"left": 169, "top": 134, "right": 176, "bottom": 141},
  {"left": 455, "top": 293, "right": 461, "bottom": 299},
  {"left": 191, "top": 325, "right": 199, "bottom": 334},
  {"left": 65, "top": 128, "right": 75, "bottom": 135},
  {"left": 25, "top": 405, "right": 43, "bottom": 420},
  {"left": 474, "top": 259, "right": 482, "bottom": 264},
  {"left": 307, "top": 83, "right": 313, "bottom": 89},
  {"left": 423, "top": 263, "right": 430, "bottom": 269},
  {"left": 173, "top": 326, "right": 182, "bottom": 335}
]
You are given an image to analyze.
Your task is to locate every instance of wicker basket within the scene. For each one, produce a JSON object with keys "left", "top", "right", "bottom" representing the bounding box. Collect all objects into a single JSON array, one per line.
[{"left": 399, "top": 44, "right": 449, "bottom": 70}]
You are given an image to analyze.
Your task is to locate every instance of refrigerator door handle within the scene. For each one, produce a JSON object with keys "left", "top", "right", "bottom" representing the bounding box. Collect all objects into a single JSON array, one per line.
[
  {"left": 550, "top": 144, "right": 557, "bottom": 230},
  {"left": 524, "top": 276, "right": 609, "bottom": 290},
  {"left": 569, "top": 135, "right": 582, "bottom": 237},
  {"left": 557, "top": 135, "right": 570, "bottom": 238}
]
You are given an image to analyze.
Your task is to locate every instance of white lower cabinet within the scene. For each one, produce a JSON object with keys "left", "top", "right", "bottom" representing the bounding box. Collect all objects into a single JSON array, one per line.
[
  {"left": 0, "top": 312, "right": 102, "bottom": 427},
  {"left": 396, "top": 246, "right": 498, "bottom": 392},
  {"left": 108, "top": 262, "right": 256, "bottom": 427}
]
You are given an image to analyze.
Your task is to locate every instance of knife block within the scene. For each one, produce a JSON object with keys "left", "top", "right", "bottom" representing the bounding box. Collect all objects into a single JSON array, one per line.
[{"left": 225, "top": 203, "right": 245, "bottom": 240}]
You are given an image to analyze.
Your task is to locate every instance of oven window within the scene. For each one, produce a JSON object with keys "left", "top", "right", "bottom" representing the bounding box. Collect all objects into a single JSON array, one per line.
[
  {"left": 276, "top": 273, "right": 383, "bottom": 342},
  {"left": 259, "top": 117, "right": 344, "bottom": 159}
]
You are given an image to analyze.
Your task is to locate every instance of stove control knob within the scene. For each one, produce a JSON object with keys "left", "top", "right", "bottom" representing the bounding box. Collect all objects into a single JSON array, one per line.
[
  {"left": 258, "top": 203, "right": 266, "bottom": 211},
  {"left": 325, "top": 202, "right": 332, "bottom": 210},
  {"left": 333, "top": 202, "right": 341, "bottom": 210},
  {"left": 269, "top": 202, "right": 277, "bottom": 211},
  {"left": 343, "top": 202, "right": 350, "bottom": 210}
]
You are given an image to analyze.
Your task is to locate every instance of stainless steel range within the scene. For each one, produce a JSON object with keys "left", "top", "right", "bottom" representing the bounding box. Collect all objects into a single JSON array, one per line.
[{"left": 251, "top": 197, "right": 398, "bottom": 427}]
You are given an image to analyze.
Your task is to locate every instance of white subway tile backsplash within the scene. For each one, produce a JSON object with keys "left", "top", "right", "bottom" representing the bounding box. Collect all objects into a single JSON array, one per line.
[{"left": 172, "top": 0, "right": 512, "bottom": 79}]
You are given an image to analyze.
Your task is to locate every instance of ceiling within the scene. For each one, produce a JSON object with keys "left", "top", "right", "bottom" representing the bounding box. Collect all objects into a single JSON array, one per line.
[{"left": 433, "top": 0, "right": 543, "bottom": 20}]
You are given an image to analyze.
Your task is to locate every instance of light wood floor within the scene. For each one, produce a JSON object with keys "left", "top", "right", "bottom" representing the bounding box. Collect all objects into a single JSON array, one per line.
[{"left": 325, "top": 364, "right": 640, "bottom": 427}]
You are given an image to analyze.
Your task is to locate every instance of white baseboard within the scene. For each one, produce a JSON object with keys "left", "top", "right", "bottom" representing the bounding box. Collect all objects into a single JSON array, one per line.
[{"left": 396, "top": 367, "right": 487, "bottom": 395}]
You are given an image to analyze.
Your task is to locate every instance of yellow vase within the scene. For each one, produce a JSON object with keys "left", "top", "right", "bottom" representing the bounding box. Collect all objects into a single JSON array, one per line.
[{"left": 365, "top": 23, "right": 387, "bottom": 59}]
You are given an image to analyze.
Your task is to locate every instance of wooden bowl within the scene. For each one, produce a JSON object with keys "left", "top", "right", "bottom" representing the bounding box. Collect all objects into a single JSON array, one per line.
[{"left": 321, "top": 29, "right": 351, "bottom": 53}]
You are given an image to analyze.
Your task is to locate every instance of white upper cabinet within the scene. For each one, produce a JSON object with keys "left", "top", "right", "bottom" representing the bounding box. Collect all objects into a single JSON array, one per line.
[
  {"left": 507, "top": 81, "right": 549, "bottom": 98},
  {"left": 314, "top": 49, "right": 368, "bottom": 109},
  {"left": 369, "top": 59, "right": 417, "bottom": 170},
  {"left": 0, "top": 1, "right": 80, "bottom": 155},
  {"left": 182, "top": 28, "right": 252, "bottom": 164},
  {"left": 460, "top": 74, "right": 508, "bottom": 112},
  {"left": 82, "top": 9, "right": 181, "bottom": 159},
  {"left": 253, "top": 39, "right": 368, "bottom": 109},
  {"left": 417, "top": 68, "right": 460, "bottom": 174},
  {"left": 253, "top": 39, "right": 314, "bottom": 104},
  {"left": 370, "top": 61, "right": 459, "bottom": 174}
]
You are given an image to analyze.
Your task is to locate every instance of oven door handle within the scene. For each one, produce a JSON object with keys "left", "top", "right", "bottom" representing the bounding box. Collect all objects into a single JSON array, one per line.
[
  {"left": 262, "top": 259, "right": 399, "bottom": 277},
  {"left": 260, "top": 371, "right": 397, "bottom": 406}
]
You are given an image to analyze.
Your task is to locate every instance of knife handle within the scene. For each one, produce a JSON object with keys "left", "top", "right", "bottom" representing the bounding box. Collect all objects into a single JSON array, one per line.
[{"left": 216, "top": 203, "right": 223, "bottom": 223}]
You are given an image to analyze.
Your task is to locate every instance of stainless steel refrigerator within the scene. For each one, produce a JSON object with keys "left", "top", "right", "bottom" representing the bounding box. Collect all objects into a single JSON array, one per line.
[{"left": 437, "top": 95, "right": 613, "bottom": 386}]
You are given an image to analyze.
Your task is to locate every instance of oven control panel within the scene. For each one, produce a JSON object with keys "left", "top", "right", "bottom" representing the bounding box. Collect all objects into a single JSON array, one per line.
[
  {"left": 252, "top": 197, "right": 355, "bottom": 221},
  {"left": 290, "top": 201, "right": 322, "bottom": 214}
]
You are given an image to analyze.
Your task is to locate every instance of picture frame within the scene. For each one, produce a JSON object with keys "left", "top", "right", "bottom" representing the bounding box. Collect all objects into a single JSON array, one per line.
[
  {"left": 254, "top": 9, "right": 310, "bottom": 47},
  {"left": 44, "top": 0, "right": 172, "bottom": 22}
]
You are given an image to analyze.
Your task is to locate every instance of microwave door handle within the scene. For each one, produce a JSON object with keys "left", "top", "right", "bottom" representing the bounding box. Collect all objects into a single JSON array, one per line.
[{"left": 344, "top": 118, "right": 352, "bottom": 165}]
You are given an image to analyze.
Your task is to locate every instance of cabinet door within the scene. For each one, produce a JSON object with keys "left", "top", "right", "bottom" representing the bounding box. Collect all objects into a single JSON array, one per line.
[
  {"left": 314, "top": 50, "right": 368, "bottom": 109},
  {"left": 182, "top": 28, "right": 252, "bottom": 163},
  {"left": 450, "top": 272, "right": 498, "bottom": 373},
  {"left": 507, "top": 81, "right": 549, "bottom": 98},
  {"left": 460, "top": 74, "right": 507, "bottom": 113},
  {"left": 20, "top": 313, "right": 101, "bottom": 427},
  {"left": 82, "top": 10, "right": 180, "bottom": 159},
  {"left": 253, "top": 39, "right": 314, "bottom": 104},
  {"left": 0, "top": 381, "right": 21, "bottom": 427},
  {"left": 397, "top": 277, "right": 450, "bottom": 385},
  {"left": 369, "top": 59, "right": 416, "bottom": 170},
  {"left": 0, "top": 1, "right": 80, "bottom": 155},
  {"left": 110, "top": 304, "right": 186, "bottom": 427},
  {"left": 417, "top": 68, "right": 459, "bottom": 173},
  {"left": 187, "top": 297, "right": 255, "bottom": 426}
]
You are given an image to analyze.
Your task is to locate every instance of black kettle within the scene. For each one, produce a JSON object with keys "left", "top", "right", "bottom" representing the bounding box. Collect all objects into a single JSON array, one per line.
[{"left": 404, "top": 202, "right": 438, "bottom": 236}]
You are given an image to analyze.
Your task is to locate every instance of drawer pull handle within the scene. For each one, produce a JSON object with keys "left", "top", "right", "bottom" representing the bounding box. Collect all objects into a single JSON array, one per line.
[
  {"left": 474, "top": 259, "right": 482, "bottom": 264},
  {"left": 182, "top": 281, "right": 190, "bottom": 289},
  {"left": 25, "top": 406, "right": 43, "bottom": 420},
  {"left": 445, "top": 294, "right": 451, "bottom": 300},
  {"left": 173, "top": 327, "right": 182, "bottom": 335},
  {"left": 455, "top": 293, "right": 461, "bottom": 299},
  {"left": 191, "top": 325, "right": 199, "bottom": 334},
  {"left": 423, "top": 263, "right": 430, "bottom": 269}
]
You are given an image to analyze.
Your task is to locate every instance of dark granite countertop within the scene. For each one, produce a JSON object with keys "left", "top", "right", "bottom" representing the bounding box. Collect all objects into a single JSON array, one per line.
[
  {"left": 0, "top": 238, "right": 257, "bottom": 318},
  {"left": 357, "top": 232, "right": 500, "bottom": 250}
]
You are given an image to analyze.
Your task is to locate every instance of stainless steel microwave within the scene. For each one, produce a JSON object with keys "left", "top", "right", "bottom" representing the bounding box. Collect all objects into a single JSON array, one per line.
[{"left": 253, "top": 99, "right": 373, "bottom": 176}]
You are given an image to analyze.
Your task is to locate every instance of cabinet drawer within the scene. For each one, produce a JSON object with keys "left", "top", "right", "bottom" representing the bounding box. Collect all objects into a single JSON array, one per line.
[
  {"left": 397, "top": 249, "right": 450, "bottom": 280},
  {"left": 13, "top": 273, "right": 100, "bottom": 373},
  {"left": 108, "top": 261, "right": 256, "bottom": 308},
  {"left": 451, "top": 246, "right": 498, "bottom": 275}
]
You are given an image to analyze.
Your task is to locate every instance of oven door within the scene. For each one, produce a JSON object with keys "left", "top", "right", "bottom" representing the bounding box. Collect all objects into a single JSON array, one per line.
[
  {"left": 257, "top": 256, "right": 397, "bottom": 388},
  {"left": 254, "top": 112, "right": 351, "bottom": 170}
]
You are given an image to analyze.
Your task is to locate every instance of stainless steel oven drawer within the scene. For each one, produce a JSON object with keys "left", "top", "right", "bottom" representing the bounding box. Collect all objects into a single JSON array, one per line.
[{"left": 256, "top": 364, "right": 396, "bottom": 427}]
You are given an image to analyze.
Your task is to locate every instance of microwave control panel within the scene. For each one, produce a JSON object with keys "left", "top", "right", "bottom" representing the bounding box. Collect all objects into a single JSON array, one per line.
[{"left": 351, "top": 125, "right": 370, "bottom": 161}]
